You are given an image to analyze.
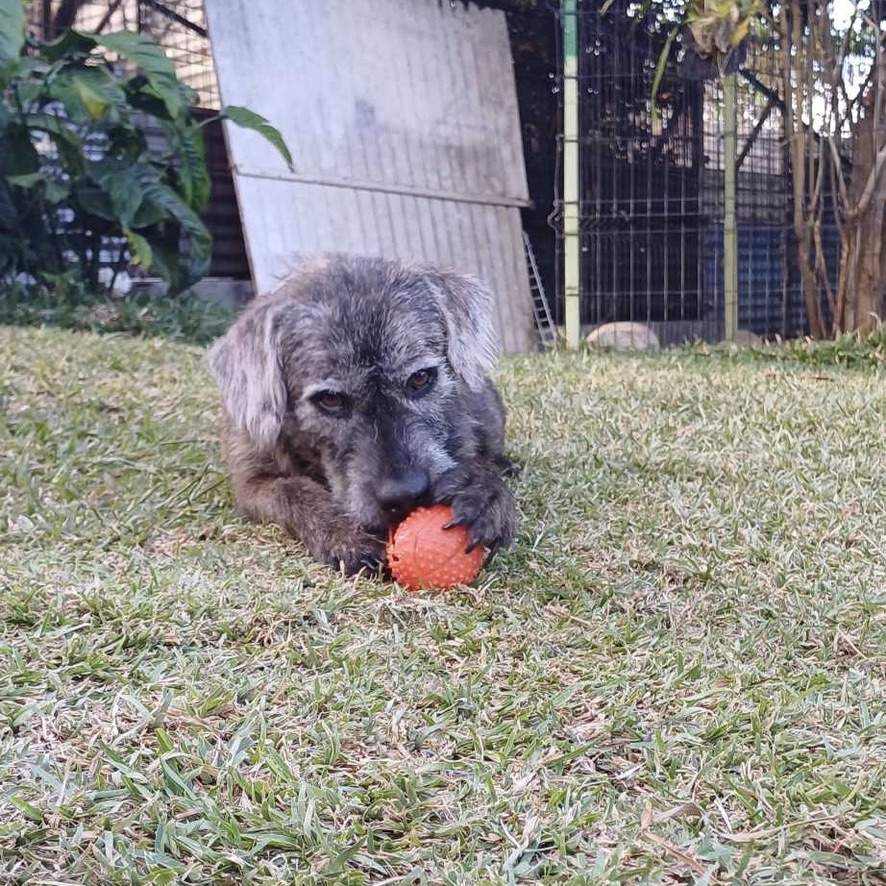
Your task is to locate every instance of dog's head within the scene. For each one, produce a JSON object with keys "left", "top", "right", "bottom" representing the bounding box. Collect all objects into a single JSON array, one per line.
[{"left": 207, "top": 256, "right": 500, "bottom": 532}]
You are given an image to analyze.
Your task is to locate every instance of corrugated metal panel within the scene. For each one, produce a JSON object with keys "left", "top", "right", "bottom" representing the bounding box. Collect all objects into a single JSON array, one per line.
[{"left": 204, "top": 0, "right": 534, "bottom": 353}]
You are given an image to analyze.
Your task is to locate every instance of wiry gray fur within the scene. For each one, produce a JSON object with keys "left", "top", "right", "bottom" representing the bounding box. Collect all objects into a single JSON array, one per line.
[{"left": 206, "top": 255, "right": 517, "bottom": 574}]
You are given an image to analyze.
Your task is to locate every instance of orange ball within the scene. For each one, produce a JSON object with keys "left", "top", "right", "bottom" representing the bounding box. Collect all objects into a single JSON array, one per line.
[{"left": 386, "top": 504, "right": 485, "bottom": 591}]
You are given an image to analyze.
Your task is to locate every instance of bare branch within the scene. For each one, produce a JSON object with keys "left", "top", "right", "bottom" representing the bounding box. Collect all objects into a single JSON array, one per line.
[
  {"left": 826, "top": 135, "right": 850, "bottom": 208},
  {"left": 813, "top": 219, "right": 837, "bottom": 319}
]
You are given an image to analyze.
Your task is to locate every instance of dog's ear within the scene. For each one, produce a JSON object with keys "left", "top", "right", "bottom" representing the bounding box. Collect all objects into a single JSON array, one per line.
[
  {"left": 424, "top": 269, "right": 499, "bottom": 390},
  {"left": 206, "top": 296, "right": 289, "bottom": 450}
]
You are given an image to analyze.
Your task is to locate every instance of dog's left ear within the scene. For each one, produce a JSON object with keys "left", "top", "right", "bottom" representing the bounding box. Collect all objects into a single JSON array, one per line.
[{"left": 424, "top": 269, "right": 499, "bottom": 390}]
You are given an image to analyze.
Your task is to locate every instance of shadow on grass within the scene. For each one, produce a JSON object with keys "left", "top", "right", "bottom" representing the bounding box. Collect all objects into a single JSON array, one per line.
[{"left": 0, "top": 281, "right": 237, "bottom": 347}]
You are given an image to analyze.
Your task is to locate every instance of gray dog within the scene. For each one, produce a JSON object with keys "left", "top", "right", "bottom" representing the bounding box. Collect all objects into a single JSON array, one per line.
[{"left": 207, "top": 255, "right": 517, "bottom": 574}]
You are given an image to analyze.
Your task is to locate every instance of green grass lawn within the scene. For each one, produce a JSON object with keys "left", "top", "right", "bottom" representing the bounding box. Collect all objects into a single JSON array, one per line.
[{"left": 1, "top": 324, "right": 884, "bottom": 885}]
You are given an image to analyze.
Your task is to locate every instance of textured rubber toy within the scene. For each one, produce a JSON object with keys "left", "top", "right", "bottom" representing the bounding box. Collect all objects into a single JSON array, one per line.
[{"left": 386, "top": 504, "right": 485, "bottom": 591}]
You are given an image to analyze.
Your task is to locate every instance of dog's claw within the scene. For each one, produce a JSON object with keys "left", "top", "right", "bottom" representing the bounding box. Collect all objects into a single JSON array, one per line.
[
  {"left": 496, "top": 455, "right": 522, "bottom": 479},
  {"left": 319, "top": 532, "right": 386, "bottom": 577},
  {"left": 434, "top": 460, "right": 516, "bottom": 554}
]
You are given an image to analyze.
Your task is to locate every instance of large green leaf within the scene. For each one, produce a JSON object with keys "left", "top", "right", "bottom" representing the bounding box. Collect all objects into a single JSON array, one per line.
[
  {"left": 146, "top": 232, "right": 183, "bottom": 292},
  {"left": 89, "top": 160, "right": 151, "bottom": 228},
  {"left": 44, "top": 178, "right": 71, "bottom": 204},
  {"left": 124, "top": 77, "right": 178, "bottom": 122},
  {"left": 74, "top": 184, "right": 116, "bottom": 222},
  {"left": 6, "top": 171, "right": 70, "bottom": 204},
  {"left": 0, "top": 125, "right": 39, "bottom": 176},
  {"left": 138, "top": 181, "right": 212, "bottom": 290},
  {"left": 5, "top": 172, "right": 45, "bottom": 188},
  {"left": 123, "top": 226, "right": 153, "bottom": 268},
  {"left": 5, "top": 57, "right": 49, "bottom": 110},
  {"left": 130, "top": 197, "right": 167, "bottom": 229},
  {"left": 178, "top": 124, "right": 210, "bottom": 212},
  {"left": 49, "top": 67, "right": 127, "bottom": 123},
  {"left": 39, "top": 29, "right": 97, "bottom": 64},
  {"left": 93, "top": 31, "right": 184, "bottom": 120},
  {"left": 0, "top": 0, "right": 25, "bottom": 67},
  {"left": 217, "top": 105, "right": 294, "bottom": 170}
]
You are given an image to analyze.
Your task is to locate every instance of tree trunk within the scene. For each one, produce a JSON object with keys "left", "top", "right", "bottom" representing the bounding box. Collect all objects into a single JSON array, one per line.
[
  {"left": 838, "top": 217, "right": 885, "bottom": 334},
  {"left": 834, "top": 69, "right": 886, "bottom": 335},
  {"left": 785, "top": 0, "right": 825, "bottom": 338}
]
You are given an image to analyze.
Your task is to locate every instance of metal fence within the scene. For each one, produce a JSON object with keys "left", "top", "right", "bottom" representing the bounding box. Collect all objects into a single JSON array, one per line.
[
  {"left": 28, "top": 0, "right": 220, "bottom": 109},
  {"left": 551, "top": 0, "right": 841, "bottom": 343}
]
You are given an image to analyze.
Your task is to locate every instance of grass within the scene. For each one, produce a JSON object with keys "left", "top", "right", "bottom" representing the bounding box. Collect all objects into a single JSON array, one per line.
[{"left": 1, "top": 322, "right": 884, "bottom": 885}]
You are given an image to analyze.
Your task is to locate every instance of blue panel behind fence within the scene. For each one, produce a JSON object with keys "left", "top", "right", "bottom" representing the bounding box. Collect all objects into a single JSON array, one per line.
[{"left": 703, "top": 223, "right": 840, "bottom": 337}]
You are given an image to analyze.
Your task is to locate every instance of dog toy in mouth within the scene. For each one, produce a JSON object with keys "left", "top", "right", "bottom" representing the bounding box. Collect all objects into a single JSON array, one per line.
[{"left": 386, "top": 504, "right": 485, "bottom": 591}]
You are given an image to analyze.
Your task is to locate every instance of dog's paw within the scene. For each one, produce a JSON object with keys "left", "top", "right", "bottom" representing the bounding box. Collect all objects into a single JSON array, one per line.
[
  {"left": 314, "top": 529, "right": 386, "bottom": 577},
  {"left": 495, "top": 454, "right": 522, "bottom": 479},
  {"left": 433, "top": 461, "right": 516, "bottom": 555}
]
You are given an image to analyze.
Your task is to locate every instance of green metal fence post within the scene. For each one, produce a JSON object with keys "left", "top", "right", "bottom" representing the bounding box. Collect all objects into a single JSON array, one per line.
[
  {"left": 723, "top": 71, "right": 739, "bottom": 342},
  {"left": 562, "top": 0, "right": 581, "bottom": 349}
]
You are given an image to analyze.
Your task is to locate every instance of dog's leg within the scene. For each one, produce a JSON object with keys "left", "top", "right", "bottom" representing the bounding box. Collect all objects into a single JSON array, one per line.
[
  {"left": 233, "top": 475, "right": 386, "bottom": 575},
  {"left": 433, "top": 459, "right": 517, "bottom": 555}
]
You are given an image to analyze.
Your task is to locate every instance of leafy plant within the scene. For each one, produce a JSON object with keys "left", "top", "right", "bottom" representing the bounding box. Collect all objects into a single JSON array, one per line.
[
  {"left": 0, "top": 4, "right": 292, "bottom": 293},
  {"left": 0, "top": 275, "right": 237, "bottom": 345}
]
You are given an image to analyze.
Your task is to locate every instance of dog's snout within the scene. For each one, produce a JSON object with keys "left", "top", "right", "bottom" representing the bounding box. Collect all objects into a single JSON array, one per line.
[{"left": 378, "top": 469, "right": 430, "bottom": 517}]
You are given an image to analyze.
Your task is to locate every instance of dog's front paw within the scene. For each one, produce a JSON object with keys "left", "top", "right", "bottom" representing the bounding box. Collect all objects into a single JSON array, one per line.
[
  {"left": 433, "top": 461, "right": 516, "bottom": 554},
  {"left": 313, "top": 527, "right": 386, "bottom": 576}
]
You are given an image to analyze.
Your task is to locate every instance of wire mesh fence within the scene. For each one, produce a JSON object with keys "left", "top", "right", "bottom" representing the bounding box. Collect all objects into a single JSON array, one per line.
[
  {"left": 551, "top": 0, "right": 841, "bottom": 343},
  {"left": 28, "top": 0, "right": 220, "bottom": 109}
]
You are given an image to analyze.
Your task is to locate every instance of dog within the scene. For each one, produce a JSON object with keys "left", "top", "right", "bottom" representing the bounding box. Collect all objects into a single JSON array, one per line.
[{"left": 206, "top": 255, "right": 517, "bottom": 574}]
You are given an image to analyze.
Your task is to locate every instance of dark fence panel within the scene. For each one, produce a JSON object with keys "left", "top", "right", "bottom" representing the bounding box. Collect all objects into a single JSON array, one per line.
[{"left": 549, "top": 0, "right": 840, "bottom": 342}]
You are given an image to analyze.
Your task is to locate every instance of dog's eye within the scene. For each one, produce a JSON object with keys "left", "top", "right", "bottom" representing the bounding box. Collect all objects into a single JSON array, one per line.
[
  {"left": 406, "top": 368, "right": 437, "bottom": 394},
  {"left": 311, "top": 391, "right": 349, "bottom": 414}
]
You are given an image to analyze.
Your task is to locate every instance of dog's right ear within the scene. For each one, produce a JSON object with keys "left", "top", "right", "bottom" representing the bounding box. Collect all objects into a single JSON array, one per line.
[{"left": 206, "top": 296, "right": 288, "bottom": 450}]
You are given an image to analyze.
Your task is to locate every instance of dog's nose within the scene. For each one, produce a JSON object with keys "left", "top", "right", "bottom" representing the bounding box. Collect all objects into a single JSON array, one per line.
[{"left": 378, "top": 469, "right": 430, "bottom": 517}]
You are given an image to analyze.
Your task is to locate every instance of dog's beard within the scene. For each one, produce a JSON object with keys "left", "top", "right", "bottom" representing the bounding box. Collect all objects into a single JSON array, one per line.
[{"left": 329, "top": 441, "right": 458, "bottom": 535}]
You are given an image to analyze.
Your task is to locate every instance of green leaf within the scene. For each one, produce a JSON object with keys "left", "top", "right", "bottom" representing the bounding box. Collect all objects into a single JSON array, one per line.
[
  {"left": 49, "top": 67, "right": 127, "bottom": 123},
  {"left": 6, "top": 172, "right": 70, "bottom": 205},
  {"left": 178, "top": 125, "right": 210, "bottom": 211},
  {"left": 124, "top": 78, "right": 177, "bottom": 122},
  {"left": 44, "top": 179, "right": 70, "bottom": 203},
  {"left": 5, "top": 172, "right": 45, "bottom": 188},
  {"left": 217, "top": 105, "right": 294, "bottom": 170},
  {"left": 124, "top": 227, "right": 153, "bottom": 268},
  {"left": 89, "top": 160, "right": 150, "bottom": 228},
  {"left": 131, "top": 198, "right": 167, "bottom": 229},
  {"left": 74, "top": 184, "right": 116, "bottom": 222},
  {"left": 0, "top": 0, "right": 25, "bottom": 67},
  {"left": 139, "top": 182, "right": 212, "bottom": 291},
  {"left": 146, "top": 233, "right": 181, "bottom": 290},
  {"left": 0, "top": 124, "right": 40, "bottom": 177},
  {"left": 92, "top": 31, "right": 184, "bottom": 120},
  {"left": 38, "top": 29, "right": 97, "bottom": 64},
  {"left": 650, "top": 24, "right": 680, "bottom": 127}
]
